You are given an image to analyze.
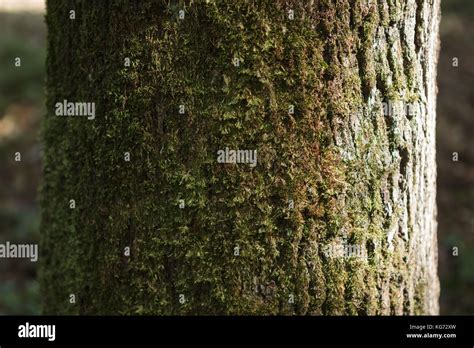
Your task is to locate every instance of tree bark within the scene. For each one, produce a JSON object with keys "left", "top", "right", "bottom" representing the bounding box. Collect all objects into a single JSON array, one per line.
[{"left": 40, "top": 0, "right": 440, "bottom": 315}]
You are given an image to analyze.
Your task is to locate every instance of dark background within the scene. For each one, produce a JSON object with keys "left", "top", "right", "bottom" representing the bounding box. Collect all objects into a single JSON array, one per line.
[
  {"left": 436, "top": 0, "right": 474, "bottom": 315},
  {"left": 0, "top": 0, "right": 472, "bottom": 314}
]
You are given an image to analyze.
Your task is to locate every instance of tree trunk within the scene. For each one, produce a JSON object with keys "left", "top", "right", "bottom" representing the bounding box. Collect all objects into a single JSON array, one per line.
[{"left": 40, "top": 0, "right": 440, "bottom": 315}]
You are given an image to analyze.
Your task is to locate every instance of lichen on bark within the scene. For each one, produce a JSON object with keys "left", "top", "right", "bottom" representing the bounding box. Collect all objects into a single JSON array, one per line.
[{"left": 40, "top": 0, "right": 440, "bottom": 315}]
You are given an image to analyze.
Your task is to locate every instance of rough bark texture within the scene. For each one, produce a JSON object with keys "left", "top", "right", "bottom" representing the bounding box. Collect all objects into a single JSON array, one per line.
[{"left": 40, "top": 0, "right": 440, "bottom": 315}]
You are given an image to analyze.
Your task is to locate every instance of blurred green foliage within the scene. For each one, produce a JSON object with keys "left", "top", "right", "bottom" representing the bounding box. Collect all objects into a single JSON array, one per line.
[
  {"left": 0, "top": 11, "right": 45, "bottom": 315},
  {"left": 443, "top": 0, "right": 474, "bottom": 18},
  {"left": 0, "top": 12, "right": 46, "bottom": 114}
]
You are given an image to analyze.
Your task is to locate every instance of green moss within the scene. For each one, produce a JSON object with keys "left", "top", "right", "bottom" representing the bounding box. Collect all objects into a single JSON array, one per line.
[
  {"left": 414, "top": 281, "right": 427, "bottom": 315},
  {"left": 40, "top": 0, "right": 431, "bottom": 315}
]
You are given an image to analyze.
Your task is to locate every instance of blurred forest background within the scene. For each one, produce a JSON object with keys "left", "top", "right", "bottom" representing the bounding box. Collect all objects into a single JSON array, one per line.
[{"left": 0, "top": 0, "right": 472, "bottom": 314}]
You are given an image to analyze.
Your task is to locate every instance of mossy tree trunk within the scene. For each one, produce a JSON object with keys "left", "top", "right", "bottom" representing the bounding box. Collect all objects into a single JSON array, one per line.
[{"left": 41, "top": 0, "right": 440, "bottom": 315}]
